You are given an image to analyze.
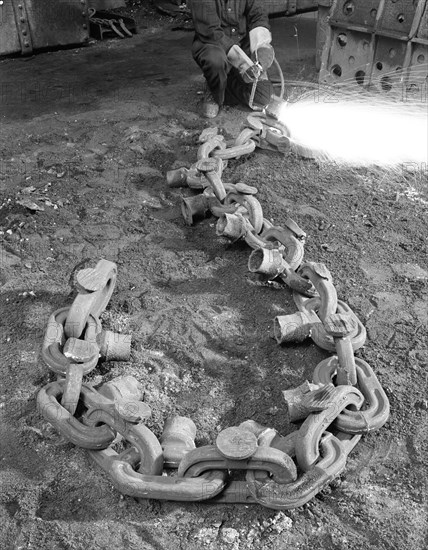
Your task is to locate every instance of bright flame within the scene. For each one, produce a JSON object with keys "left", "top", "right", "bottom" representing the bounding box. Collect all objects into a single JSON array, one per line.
[{"left": 278, "top": 94, "right": 428, "bottom": 167}]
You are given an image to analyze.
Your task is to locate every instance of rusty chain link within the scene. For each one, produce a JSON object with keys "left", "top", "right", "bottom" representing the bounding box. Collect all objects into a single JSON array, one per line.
[{"left": 36, "top": 117, "right": 390, "bottom": 510}]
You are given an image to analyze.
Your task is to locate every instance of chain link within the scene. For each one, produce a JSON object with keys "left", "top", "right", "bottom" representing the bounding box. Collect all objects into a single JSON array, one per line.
[
  {"left": 36, "top": 118, "right": 390, "bottom": 509},
  {"left": 40, "top": 260, "right": 131, "bottom": 415}
]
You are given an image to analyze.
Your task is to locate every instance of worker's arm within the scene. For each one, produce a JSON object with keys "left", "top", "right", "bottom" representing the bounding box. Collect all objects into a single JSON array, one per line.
[
  {"left": 245, "top": 0, "right": 270, "bottom": 32},
  {"left": 189, "top": 0, "right": 235, "bottom": 53},
  {"left": 245, "top": 0, "right": 272, "bottom": 54}
]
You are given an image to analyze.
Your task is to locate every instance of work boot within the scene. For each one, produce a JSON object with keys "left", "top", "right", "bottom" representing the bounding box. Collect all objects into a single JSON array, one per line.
[{"left": 201, "top": 87, "right": 220, "bottom": 119}]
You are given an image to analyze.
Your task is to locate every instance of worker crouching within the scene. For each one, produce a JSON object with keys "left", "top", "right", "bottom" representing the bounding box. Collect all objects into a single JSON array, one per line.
[{"left": 189, "top": 0, "right": 275, "bottom": 118}]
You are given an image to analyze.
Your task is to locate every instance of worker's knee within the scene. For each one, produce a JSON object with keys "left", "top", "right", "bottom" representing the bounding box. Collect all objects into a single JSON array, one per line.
[
  {"left": 193, "top": 43, "right": 228, "bottom": 73},
  {"left": 204, "top": 46, "right": 227, "bottom": 71}
]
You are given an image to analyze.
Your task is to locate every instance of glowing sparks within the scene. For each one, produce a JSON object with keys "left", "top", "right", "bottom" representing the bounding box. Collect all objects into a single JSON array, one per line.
[{"left": 278, "top": 94, "right": 428, "bottom": 167}]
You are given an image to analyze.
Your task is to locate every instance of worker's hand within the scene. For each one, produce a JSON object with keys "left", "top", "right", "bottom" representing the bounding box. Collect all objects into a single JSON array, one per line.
[
  {"left": 249, "top": 27, "right": 272, "bottom": 53},
  {"left": 227, "top": 44, "right": 254, "bottom": 73},
  {"left": 250, "top": 27, "right": 274, "bottom": 71},
  {"left": 227, "top": 44, "right": 263, "bottom": 83}
]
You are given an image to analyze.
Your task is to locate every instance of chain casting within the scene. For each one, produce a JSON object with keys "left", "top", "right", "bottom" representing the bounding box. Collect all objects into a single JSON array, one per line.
[{"left": 34, "top": 118, "right": 391, "bottom": 511}]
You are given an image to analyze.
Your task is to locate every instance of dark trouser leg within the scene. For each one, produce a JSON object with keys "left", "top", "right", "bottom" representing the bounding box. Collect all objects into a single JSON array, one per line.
[
  {"left": 192, "top": 40, "right": 229, "bottom": 105},
  {"left": 225, "top": 68, "right": 274, "bottom": 109}
]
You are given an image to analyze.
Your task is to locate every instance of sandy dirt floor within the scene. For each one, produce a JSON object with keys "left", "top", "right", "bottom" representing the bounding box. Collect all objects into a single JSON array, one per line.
[{"left": 0, "top": 5, "right": 427, "bottom": 550}]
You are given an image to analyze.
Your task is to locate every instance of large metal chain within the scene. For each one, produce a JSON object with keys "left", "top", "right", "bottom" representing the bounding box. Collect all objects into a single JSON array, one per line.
[
  {"left": 36, "top": 118, "right": 390, "bottom": 510},
  {"left": 40, "top": 259, "right": 131, "bottom": 415}
]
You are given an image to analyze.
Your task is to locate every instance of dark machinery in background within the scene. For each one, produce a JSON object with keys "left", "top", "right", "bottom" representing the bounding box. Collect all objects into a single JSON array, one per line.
[
  {"left": 0, "top": 0, "right": 90, "bottom": 56},
  {"left": 0, "top": 0, "right": 318, "bottom": 57},
  {"left": 1, "top": 0, "right": 427, "bottom": 97},
  {"left": 0, "top": 0, "right": 136, "bottom": 55}
]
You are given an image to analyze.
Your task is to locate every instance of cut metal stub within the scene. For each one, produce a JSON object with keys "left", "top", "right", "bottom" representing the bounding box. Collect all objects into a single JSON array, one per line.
[
  {"left": 160, "top": 416, "right": 197, "bottom": 468},
  {"left": 248, "top": 248, "right": 286, "bottom": 278},
  {"left": 63, "top": 338, "right": 99, "bottom": 363},
  {"left": 113, "top": 399, "right": 152, "bottom": 424},
  {"left": 323, "top": 312, "right": 358, "bottom": 338},
  {"left": 216, "top": 213, "right": 247, "bottom": 239},
  {"left": 181, "top": 194, "right": 210, "bottom": 226},
  {"left": 186, "top": 164, "right": 208, "bottom": 189},
  {"left": 99, "top": 375, "right": 143, "bottom": 403},
  {"left": 238, "top": 420, "right": 297, "bottom": 459},
  {"left": 265, "top": 128, "right": 290, "bottom": 151},
  {"left": 245, "top": 115, "right": 264, "bottom": 131},
  {"left": 274, "top": 310, "right": 317, "bottom": 344},
  {"left": 97, "top": 375, "right": 151, "bottom": 423},
  {"left": 280, "top": 270, "right": 317, "bottom": 297},
  {"left": 166, "top": 167, "right": 189, "bottom": 187},
  {"left": 195, "top": 157, "right": 223, "bottom": 175},
  {"left": 216, "top": 427, "right": 258, "bottom": 460},
  {"left": 283, "top": 382, "right": 337, "bottom": 423},
  {"left": 97, "top": 330, "right": 132, "bottom": 363}
]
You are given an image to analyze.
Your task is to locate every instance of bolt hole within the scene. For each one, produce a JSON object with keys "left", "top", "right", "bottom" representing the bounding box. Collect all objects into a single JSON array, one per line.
[
  {"left": 337, "top": 33, "right": 347, "bottom": 47},
  {"left": 355, "top": 70, "right": 365, "bottom": 86},
  {"left": 381, "top": 76, "right": 392, "bottom": 92},
  {"left": 349, "top": 56, "right": 355, "bottom": 65},
  {"left": 417, "top": 54, "right": 425, "bottom": 63},
  {"left": 397, "top": 13, "right": 405, "bottom": 23},
  {"left": 376, "top": 62, "right": 383, "bottom": 70},
  {"left": 331, "top": 64, "right": 342, "bottom": 77},
  {"left": 343, "top": 0, "right": 354, "bottom": 16},
  {"left": 389, "top": 48, "right": 396, "bottom": 58},
  {"left": 370, "top": 9, "right": 377, "bottom": 18}
]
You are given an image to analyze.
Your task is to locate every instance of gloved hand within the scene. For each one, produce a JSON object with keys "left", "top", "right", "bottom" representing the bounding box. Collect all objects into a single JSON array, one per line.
[
  {"left": 227, "top": 44, "right": 254, "bottom": 73},
  {"left": 227, "top": 44, "right": 260, "bottom": 83},
  {"left": 249, "top": 27, "right": 274, "bottom": 71}
]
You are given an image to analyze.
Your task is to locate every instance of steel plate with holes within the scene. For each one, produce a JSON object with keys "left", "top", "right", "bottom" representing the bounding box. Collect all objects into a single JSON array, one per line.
[{"left": 319, "top": 0, "right": 428, "bottom": 95}]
